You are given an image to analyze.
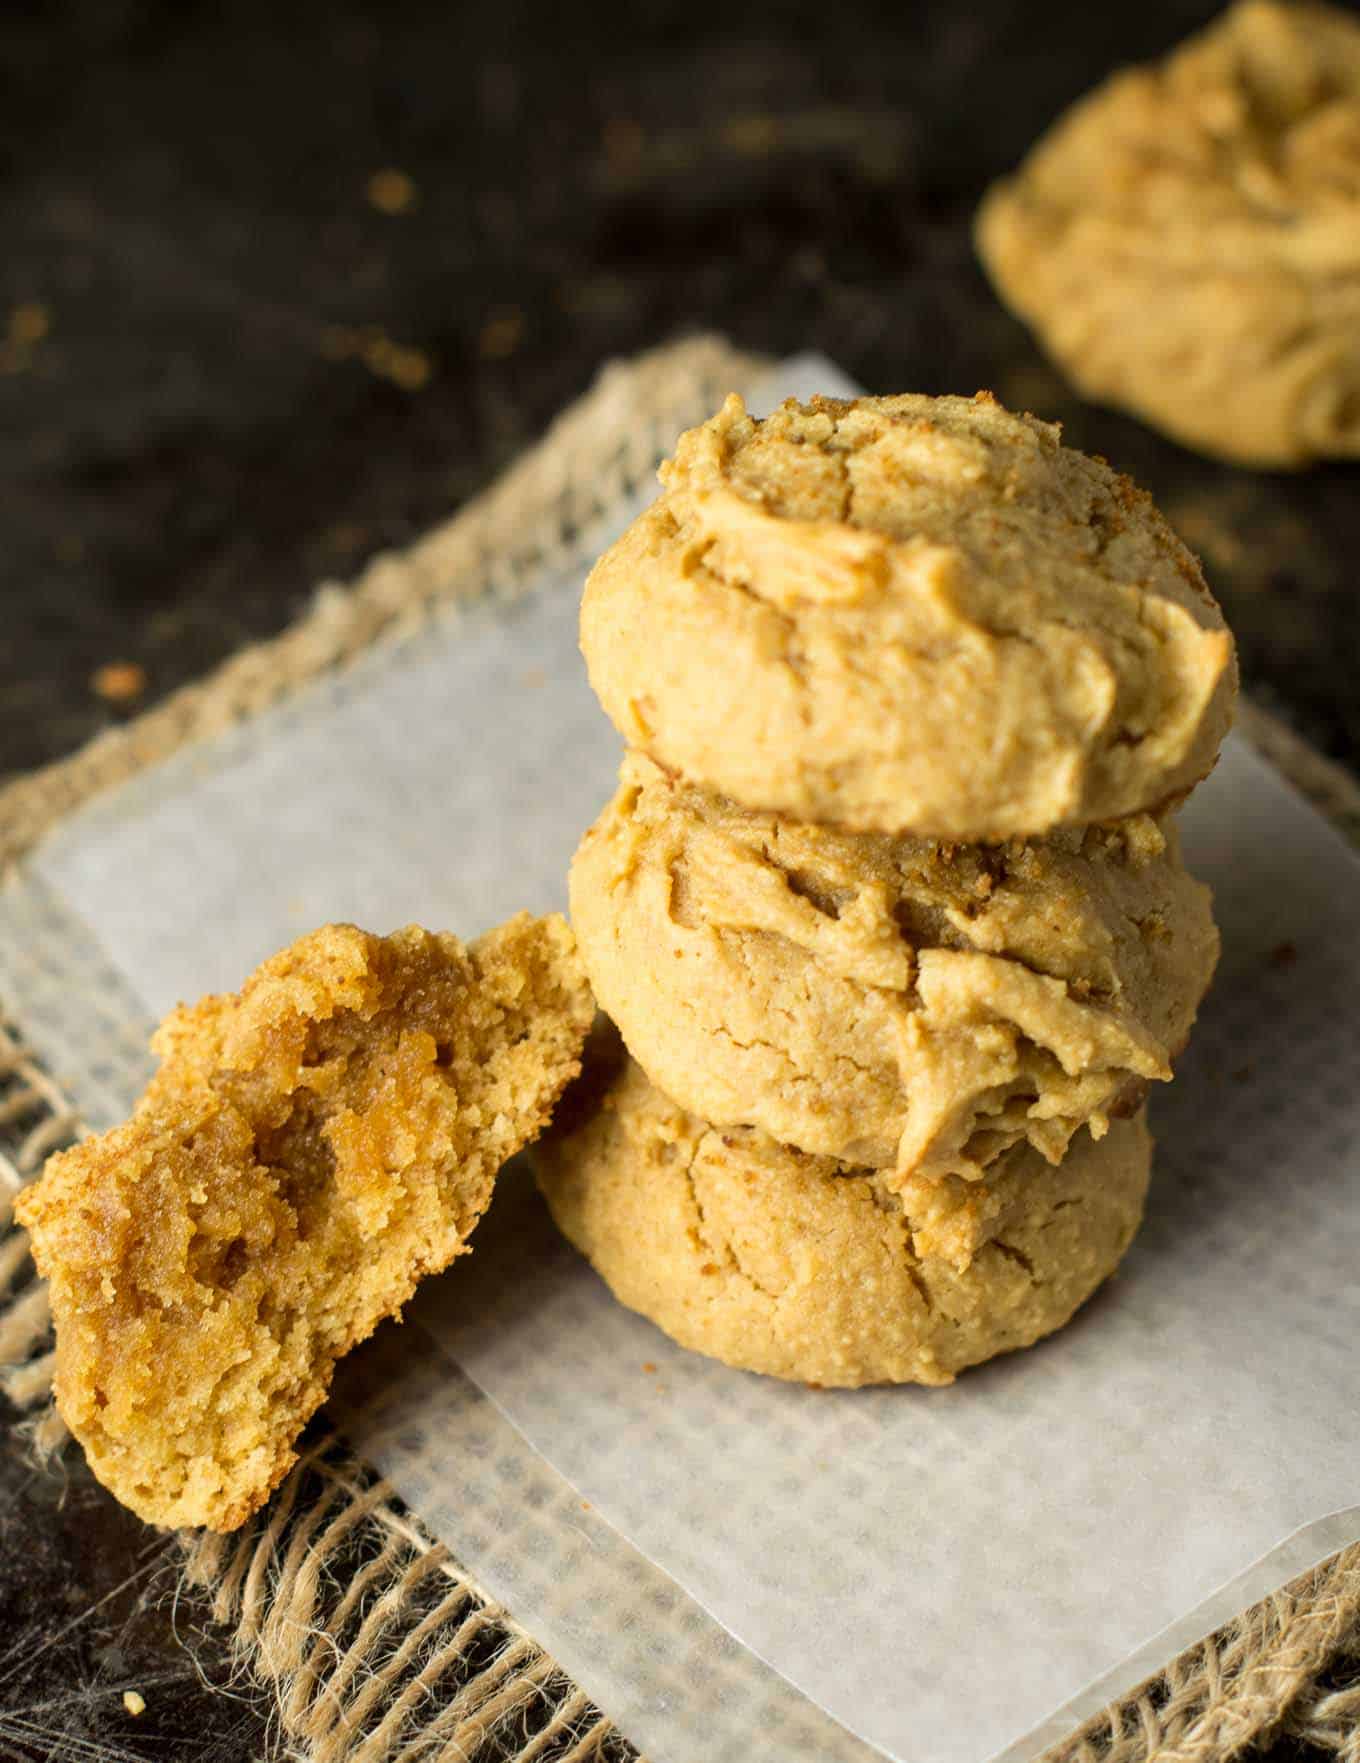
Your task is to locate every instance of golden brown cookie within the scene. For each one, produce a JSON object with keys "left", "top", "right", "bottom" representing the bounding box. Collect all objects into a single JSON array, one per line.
[
  {"left": 580, "top": 392, "right": 1235, "bottom": 839},
  {"left": 536, "top": 1052, "right": 1151, "bottom": 1388},
  {"left": 976, "top": 0, "right": 1360, "bottom": 469},
  {"left": 17, "top": 914, "right": 594, "bottom": 1531},
  {"left": 570, "top": 752, "right": 1216, "bottom": 1180}
]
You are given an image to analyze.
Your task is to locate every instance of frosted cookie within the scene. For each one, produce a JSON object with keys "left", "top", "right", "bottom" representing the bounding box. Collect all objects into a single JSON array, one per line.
[
  {"left": 581, "top": 393, "right": 1235, "bottom": 838},
  {"left": 17, "top": 915, "right": 594, "bottom": 1531},
  {"left": 536, "top": 1052, "right": 1151, "bottom": 1388},
  {"left": 570, "top": 753, "right": 1216, "bottom": 1180},
  {"left": 976, "top": 0, "right": 1360, "bottom": 468}
]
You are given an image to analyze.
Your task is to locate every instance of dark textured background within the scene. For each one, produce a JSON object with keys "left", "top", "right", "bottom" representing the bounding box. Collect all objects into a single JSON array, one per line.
[{"left": 2, "top": 1, "right": 1357, "bottom": 1757}]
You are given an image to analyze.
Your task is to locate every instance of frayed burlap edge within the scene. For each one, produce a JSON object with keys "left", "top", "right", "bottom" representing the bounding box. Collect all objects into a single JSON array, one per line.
[
  {"left": 2, "top": 333, "right": 1359, "bottom": 1762},
  {"left": 178, "top": 1436, "right": 641, "bottom": 1763}
]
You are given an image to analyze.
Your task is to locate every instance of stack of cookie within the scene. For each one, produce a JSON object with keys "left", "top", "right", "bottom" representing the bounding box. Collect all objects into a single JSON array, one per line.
[{"left": 539, "top": 391, "right": 1237, "bottom": 1387}]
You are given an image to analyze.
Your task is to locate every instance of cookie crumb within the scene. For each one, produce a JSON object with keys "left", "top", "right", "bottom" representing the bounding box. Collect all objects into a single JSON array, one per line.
[
  {"left": 122, "top": 1691, "right": 146, "bottom": 1717},
  {"left": 479, "top": 310, "right": 523, "bottom": 360},
  {"left": 641, "top": 1361, "right": 656, "bottom": 1374},
  {"left": 321, "top": 325, "right": 432, "bottom": 390},
  {"left": 91, "top": 662, "right": 147, "bottom": 704},
  {"left": 9, "top": 301, "right": 50, "bottom": 345},
  {"left": 366, "top": 168, "right": 418, "bottom": 215},
  {"left": 361, "top": 332, "right": 431, "bottom": 391},
  {"left": 1, "top": 301, "right": 52, "bottom": 374}
]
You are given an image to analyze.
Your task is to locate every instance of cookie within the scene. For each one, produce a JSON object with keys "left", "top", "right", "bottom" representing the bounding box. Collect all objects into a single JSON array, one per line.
[
  {"left": 976, "top": 0, "right": 1360, "bottom": 469},
  {"left": 535, "top": 1051, "right": 1151, "bottom": 1388},
  {"left": 17, "top": 914, "right": 594, "bottom": 1531},
  {"left": 570, "top": 752, "right": 1216, "bottom": 1179},
  {"left": 580, "top": 392, "right": 1235, "bottom": 839}
]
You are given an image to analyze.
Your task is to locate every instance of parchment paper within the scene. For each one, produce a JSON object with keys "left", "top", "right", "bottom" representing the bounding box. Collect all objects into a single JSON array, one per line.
[{"left": 7, "top": 357, "right": 1358, "bottom": 1763}]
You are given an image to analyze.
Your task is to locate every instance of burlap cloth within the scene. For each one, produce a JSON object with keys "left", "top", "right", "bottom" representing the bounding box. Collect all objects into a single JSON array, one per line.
[{"left": 1, "top": 335, "right": 1357, "bottom": 1763}]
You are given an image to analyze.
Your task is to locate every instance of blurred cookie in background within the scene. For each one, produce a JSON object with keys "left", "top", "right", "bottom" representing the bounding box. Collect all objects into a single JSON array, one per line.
[{"left": 976, "top": 0, "right": 1360, "bottom": 469}]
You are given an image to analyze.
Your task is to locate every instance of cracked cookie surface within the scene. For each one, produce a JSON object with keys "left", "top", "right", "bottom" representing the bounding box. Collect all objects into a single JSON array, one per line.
[
  {"left": 535, "top": 1048, "right": 1151, "bottom": 1388},
  {"left": 580, "top": 392, "right": 1235, "bottom": 839},
  {"left": 17, "top": 914, "right": 594, "bottom": 1531},
  {"left": 976, "top": 0, "right": 1360, "bottom": 468},
  {"left": 570, "top": 752, "right": 1216, "bottom": 1180}
]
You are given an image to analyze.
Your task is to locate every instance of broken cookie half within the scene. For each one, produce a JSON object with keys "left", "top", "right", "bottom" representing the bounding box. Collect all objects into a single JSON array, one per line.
[{"left": 16, "top": 913, "right": 594, "bottom": 1532}]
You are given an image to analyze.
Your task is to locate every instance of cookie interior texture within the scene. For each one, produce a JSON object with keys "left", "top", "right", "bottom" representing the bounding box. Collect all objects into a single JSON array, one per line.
[
  {"left": 535, "top": 1050, "right": 1152, "bottom": 1388},
  {"left": 976, "top": 0, "right": 1360, "bottom": 468},
  {"left": 572, "top": 752, "right": 1217, "bottom": 1179},
  {"left": 17, "top": 914, "right": 594, "bottom": 1531},
  {"left": 581, "top": 391, "right": 1236, "bottom": 839}
]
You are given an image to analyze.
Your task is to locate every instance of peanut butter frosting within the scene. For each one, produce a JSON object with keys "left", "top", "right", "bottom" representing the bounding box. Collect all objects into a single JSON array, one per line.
[
  {"left": 581, "top": 392, "right": 1235, "bottom": 838},
  {"left": 570, "top": 752, "right": 1217, "bottom": 1179}
]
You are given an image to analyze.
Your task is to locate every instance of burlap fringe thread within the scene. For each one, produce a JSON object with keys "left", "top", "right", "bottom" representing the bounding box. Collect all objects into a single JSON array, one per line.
[{"left": 1, "top": 334, "right": 1358, "bottom": 1763}]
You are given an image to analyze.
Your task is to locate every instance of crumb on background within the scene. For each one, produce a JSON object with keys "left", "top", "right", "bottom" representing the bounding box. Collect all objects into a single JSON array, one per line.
[
  {"left": 92, "top": 662, "right": 147, "bottom": 704},
  {"left": 1, "top": 300, "right": 52, "bottom": 374},
  {"left": 362, "top": 333, "right": 430, "bottom": 391},
  {"left": 320, "top": 324, "right": 431, "bottom": 390},
  {"left": 9, "top": 302, "right": 50, "bottom": 345},
  {"left": 479, "top": 310, "right": 523, "bottom": 360},
  {"left": 366, "top": 168, "right": 418, "bottom": 214}
]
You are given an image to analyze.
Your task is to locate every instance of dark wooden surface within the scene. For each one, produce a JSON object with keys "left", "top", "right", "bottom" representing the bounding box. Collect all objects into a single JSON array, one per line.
[{"left": 2, "top": 1, "right": 1357, "bottom": 1757}]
